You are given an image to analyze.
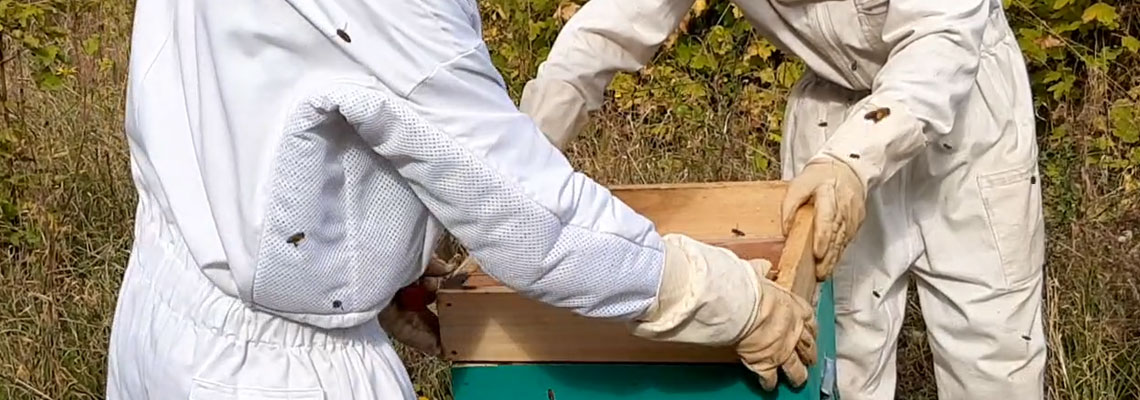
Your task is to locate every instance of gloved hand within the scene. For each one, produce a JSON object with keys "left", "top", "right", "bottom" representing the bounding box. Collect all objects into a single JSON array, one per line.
[
  {"left": 378, "top": 254, "right": 467, "bottom": 356},
  {"left": 782, "top": 98, "right": 927, "bottom": 280},
  {"left": 378, "top": 299, "right": 441, "bottom": 356},
  {"left": 630, "top": 234, "right": 817, "bottom": 390},
  {"left": 781, "top": 156, "right": 867, "bottom": 280}
]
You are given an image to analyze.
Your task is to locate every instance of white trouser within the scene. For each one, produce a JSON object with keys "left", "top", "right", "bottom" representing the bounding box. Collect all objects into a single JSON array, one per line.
[
  {"left": 105, "top": 192, "right": 416, "bottom": 399},
  {"left": 781, "top": 14, "right": 1046, "bottom": 400}
]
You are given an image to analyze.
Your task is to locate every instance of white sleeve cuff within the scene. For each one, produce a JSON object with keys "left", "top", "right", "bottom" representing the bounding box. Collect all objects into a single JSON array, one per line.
[
  {"left": 629, "top": 234, "right": 759, "bottom": 346},
  {"left": 811, "top": 96, "right": 929, "bottom": 189},
  {"left": 519, "top": 77, "right": 591, "bottom": 149}
]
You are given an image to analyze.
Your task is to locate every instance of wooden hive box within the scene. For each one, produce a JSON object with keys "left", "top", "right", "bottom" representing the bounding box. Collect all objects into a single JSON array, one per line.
[{"left": 437, "top": 181, "right": 819, "bottom": 364}]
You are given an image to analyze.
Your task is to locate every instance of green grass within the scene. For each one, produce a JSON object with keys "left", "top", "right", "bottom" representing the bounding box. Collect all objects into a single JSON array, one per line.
[{"left": 1, "top": 1, "right": 1137, "bottom": 399}]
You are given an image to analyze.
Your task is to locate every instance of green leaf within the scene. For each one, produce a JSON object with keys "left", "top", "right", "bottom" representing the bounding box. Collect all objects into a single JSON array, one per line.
[
  {"left": 489, "top": 52, "right": 508, "bottom": 72},
  {"left": 16, "top": 5, "right": 43, "bottom": 26},
  {"left": 775, "top": 62, "right": 803, "bottom": 89},
  {"left": 1124, "top": 36, "right": 1140, "bottom": 53},
  {"left": 21, "top": 35, "right": 40, "bottom": 49},
  {"left": 751, "top": 149, "right": 769, "bottom": 173},
  {"left": 1047, "top": 75, "right": 1075, "bottom": 100},
  {"left": 731, "top": 4, "right": 744, "bottom": 19},
  {"left": 758, "top": 68, "right": 775, "bottom": 84},
  {"left": 708, "top": 25, "right": 734, "bottom": 55},
  {"left": 1018, "top": 27, "right": 1040, "bottom": 41},
  {"left": 675, "top": 104, "right": 693, "bottom": 118},
  {"left": 1103, "top": 47, "right": 1123, "bottom": 63},
  {"left": 0, "top": 201, "right": 18, "bottom": 221},
  {"left": 675, "top": 42, "right": 695, "bottom": 64},
  {"left": 1043, "top": 70, "right": 1064, "bottom": 83},
  {"left": 44, "top": 25, "right": 67, "bottom": 37},
  {"left": 689, "top": 52, "right": 717, "bottom": 72},
  {"left": 528, "top": 22, "right": 542, "bottom": 40},
  {"left": 680, "top": 83, "right": 708, "bottom": 100},
  {"left": 1052, "top": 0, "right": 1072, "bottom": 10},
  {"left": 83, "top": 35, "right": 101, "bottom": 56},
  {"left": 1109, "top": 99, "right": 1138, "bottom": 144},
  {"left": 746, "top": 40, "right": 775, "bottom": 61},
  {"left": 1056, "top": 21, "right": 1082, "bottom": 34},
  {"left": 531, "top": 0, "right": 551, "bottom": 11},
  {"left": 1081, "top": 3, "right": 1118, "bottom": 29},
  {"left": 1050, "top": 123, "right": 1070, "bottom": 139},
  {"left": 33, "top": 45, "right": 59, "bottom": 65},
  {"left": 34, "top": 71, "right": 63, "bottom": 91},
  {"left": 1092, "top": 135, "right": 1113, "bottom": 151},
  {"left": 1017, "top": 29, "right": 1048, "bottom": 63}
]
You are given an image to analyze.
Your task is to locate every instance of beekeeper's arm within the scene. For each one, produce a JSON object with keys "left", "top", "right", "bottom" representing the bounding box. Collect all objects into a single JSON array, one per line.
[
  {"left": 782, "top": 0, "right": 992, "bottom": 278},
  {"left": 303, "top": 0, "right": 814, "bottom": 389},
  {"left": 519, "top": 0, "right": 696, "bottom": 148}
]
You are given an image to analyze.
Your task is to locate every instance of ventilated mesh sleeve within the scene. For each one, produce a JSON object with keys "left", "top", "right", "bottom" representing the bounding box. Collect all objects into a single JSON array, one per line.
[{"left": 295, "top": 59, "right": 666, "bottom": 319}]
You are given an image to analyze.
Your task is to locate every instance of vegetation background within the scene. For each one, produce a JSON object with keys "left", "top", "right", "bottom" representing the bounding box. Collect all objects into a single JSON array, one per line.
[{"left": 0, "top": 0, "right": 1137, "bottom": 399}]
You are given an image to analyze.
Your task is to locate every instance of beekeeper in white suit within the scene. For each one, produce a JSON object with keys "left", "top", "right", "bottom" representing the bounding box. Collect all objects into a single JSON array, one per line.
[
  {"left": 520, "top": 0, "right": 1047, "bottom": 399},
  {"left": 104, "top": 0, "right": 818, "bottom": 398}
]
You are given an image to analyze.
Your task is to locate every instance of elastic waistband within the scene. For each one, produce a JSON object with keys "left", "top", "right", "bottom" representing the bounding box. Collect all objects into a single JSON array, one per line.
[{"left": 125, "top": 191, "right": 387, "bottom": 349}]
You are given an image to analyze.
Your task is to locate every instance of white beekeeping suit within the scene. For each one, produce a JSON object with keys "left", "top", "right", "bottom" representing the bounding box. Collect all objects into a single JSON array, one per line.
[
  {"left": 520, "top": 0, "right": 1047, "bottom": 399},
  {"left": 105, "top": 0, "right": 817, "bottom": 398}
]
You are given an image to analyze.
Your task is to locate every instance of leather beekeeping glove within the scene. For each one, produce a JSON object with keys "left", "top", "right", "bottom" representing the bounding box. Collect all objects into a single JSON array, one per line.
[
  {"left": 378, "top": 302, "right": 441, "bottom": 356},
  {"left": 378, "top": 254, "right": 465, "bottom": 356},
  {"left": 630, "top": 234, "right": 817, "bottom": 390},
  {"left": 782, "top": 97, "right": 926, "bottom": 280},
  {"left": 781, "top": 156, "right": 866, "bottom": 281}
]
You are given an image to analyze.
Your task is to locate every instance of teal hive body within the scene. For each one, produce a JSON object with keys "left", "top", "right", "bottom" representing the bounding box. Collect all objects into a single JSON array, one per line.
[{"left": 451, "top": 281, "right": 838, "bottom": 400}]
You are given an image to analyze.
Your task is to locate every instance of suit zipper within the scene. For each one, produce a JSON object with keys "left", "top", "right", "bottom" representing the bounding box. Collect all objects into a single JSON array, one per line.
[{"left": 812, "top": 4, "right": 862, "bottom": 88}]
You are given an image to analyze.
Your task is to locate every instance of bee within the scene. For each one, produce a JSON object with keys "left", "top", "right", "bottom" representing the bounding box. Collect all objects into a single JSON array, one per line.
[
  {"left": 731, "top": 228, "right": 746, "bottom": 237},
  {"left": 336, "top": 29, "right": 352, "bottom": 43},
  {"left": 864, "top": 107, "right": 891, "bottom": 123},
  {"left": 286, "top": 232, "right": 306, "bottom": 247}
]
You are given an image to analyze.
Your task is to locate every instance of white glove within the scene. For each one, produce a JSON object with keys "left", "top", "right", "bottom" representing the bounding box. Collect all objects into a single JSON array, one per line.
[
  {"left": 780, "top": 156, "right": 867, "bottom": 280},
  {"left": 630, "top": 234, "right": 817, "bottom": 390}
]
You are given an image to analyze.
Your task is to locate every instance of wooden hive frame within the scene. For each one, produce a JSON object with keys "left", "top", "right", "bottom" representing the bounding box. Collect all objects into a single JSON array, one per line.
[{"left": 437, "top": 181, "right": 819, "bottom": 364}]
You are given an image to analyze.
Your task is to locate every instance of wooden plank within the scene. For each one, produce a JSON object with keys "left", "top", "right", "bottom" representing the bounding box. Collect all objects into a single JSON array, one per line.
[
  {"left": 607, "top": 181, "right": 788, "bottom": 241},
  {"left": 438, "top": 291, "right": 739, "bottom": 363},
  {"left": 437, "top": 181, "right": 819, "bottom": 363},
  {"left": 775, "top": 204, "right": 818, "bottom": 302}
]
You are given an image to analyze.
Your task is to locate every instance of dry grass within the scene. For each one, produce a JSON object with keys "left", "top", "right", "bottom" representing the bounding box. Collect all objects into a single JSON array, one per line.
[
  {"left": 0, "top": 1, "right": 135, "bottom": 399},
  {"left": 0, "top": 1, "right": 1137, "bottom": 400}
]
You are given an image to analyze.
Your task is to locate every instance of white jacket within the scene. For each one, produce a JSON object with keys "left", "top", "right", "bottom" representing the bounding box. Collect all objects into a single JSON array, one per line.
[{"left": 124, "top": 0, "right": 664, "bottom": 330}]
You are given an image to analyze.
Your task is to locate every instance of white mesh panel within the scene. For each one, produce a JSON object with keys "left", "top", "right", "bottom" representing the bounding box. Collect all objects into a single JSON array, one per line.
[{"left": 253, "top": 111, "right": 426, "bottom": 317}]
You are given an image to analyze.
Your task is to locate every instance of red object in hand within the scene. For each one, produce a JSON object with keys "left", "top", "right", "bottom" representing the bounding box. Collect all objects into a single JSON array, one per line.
[{"left": 395, "top": 283, "right": 435, "bottom": 312}]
